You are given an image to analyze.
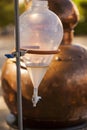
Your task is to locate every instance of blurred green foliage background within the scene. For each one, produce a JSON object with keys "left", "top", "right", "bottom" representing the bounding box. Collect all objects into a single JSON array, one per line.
[
  {"left": 0, "top": 0, "right": 87, "bottom": 35},
  {"left": 0, "top": 0, "right": 25, "bottom": 30},
  {"left": 73, "top": 0, "right": 87, "bottom": 35}
]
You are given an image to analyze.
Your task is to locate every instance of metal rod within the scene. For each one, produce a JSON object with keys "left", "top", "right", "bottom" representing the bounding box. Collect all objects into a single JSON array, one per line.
[
  {"left": 14, "top": 0, "right": 23, "bottom": 130},
  {"left": 20, "top": 49, "right": 60, "bottom": 54}
]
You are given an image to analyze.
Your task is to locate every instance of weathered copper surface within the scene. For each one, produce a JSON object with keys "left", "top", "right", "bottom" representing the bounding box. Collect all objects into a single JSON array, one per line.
[
  {"left": 48, "top": 0, "right": 79, "bottom": 28},
  {"left": 1, "top": 45, "right": 87, "bottom": 127}
]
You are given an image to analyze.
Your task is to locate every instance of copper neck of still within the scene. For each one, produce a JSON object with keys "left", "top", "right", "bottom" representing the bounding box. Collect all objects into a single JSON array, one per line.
[{"left": 61, "top": 30, "right": 74, "bottom": 45}]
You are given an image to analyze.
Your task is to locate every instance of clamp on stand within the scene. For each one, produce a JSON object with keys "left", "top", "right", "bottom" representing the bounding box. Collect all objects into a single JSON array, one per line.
[{"left": 5, "top": 50, "right": 27, "bottom": 58}]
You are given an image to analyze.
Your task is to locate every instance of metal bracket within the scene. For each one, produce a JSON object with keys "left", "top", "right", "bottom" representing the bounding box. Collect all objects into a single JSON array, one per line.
[{"left": 5, "top": 50, "right": 27, "bottom": 58}]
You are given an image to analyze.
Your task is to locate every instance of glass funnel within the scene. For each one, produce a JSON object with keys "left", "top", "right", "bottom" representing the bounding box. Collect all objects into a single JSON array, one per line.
[{"left": 20, "top": 0, "right": 63, "bottom": 107}]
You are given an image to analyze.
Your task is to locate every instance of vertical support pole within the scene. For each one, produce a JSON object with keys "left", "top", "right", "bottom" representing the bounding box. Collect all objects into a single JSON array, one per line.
[{"left": 14, "top": 0, "right": 23, "bottom": 130}]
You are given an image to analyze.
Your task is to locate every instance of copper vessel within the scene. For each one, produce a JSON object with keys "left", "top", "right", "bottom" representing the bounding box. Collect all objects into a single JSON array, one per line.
[{"left": 1, "top": 0, "right": 87, "bottom": 129}]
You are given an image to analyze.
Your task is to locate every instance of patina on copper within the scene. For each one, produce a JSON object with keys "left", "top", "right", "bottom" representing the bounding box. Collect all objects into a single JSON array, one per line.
[{"left": 2, "top": 0, "right": 87, "bottom": 129}]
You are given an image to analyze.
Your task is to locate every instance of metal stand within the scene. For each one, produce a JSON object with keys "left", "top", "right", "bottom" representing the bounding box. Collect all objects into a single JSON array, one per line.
[
  {"left": 14, "top": 0, "right": 23, "bottom": 130},
  {"left": 6, "top": 113, "right": 87, "bottom": 130}
]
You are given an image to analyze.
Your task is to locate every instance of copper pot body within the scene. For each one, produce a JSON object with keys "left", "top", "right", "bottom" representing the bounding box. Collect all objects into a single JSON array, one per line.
[{"left": 1, "top": 45, "right": 87, "bottom": 127}]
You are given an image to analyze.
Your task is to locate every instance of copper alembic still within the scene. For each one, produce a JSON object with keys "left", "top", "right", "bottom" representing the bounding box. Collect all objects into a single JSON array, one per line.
[{"left": 1, "top": 0, "right": 87, "bottom": 130}]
